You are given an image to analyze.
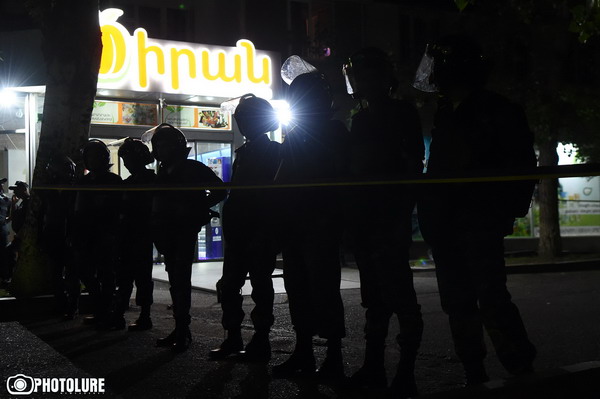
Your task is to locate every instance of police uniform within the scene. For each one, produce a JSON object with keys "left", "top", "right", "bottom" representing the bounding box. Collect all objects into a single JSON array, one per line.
[
  {"left": 115, "top": 168, "right": 157, "bottom": 320},
  {"left": 73, "top": 170, "right": 122, "bottom": 321},
  {"left": 419, "top": 89, "right": 537, "bottom": 376},
  {"left": 276, "top": 119, "right": 348, "bottom": 341},
  {"left": 220, "top": 133, "right": 281, "bottom": 335},
  {"left": 152, "top": 159, "right": 225, "bottom": 335},
  {"left": 0, "top": 191, "right": 10, "bottom": 282},
  {"left": 346, "top": 97, "right": 424, "bottom": 387}
]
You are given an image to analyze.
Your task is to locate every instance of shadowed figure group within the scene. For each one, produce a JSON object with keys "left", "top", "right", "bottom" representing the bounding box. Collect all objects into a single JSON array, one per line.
[
  {"left": 34, "top": 33, "right": 537, "bottom": 399},
  {"left": 206, "top": 36, "right": 537, "bottom": 398},
  {"left": 47, "top": 127, "right": 225, "bottom": 355}
]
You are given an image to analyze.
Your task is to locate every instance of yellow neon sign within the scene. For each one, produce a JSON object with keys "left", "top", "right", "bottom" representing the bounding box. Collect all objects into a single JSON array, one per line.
[{"left": 98, "top": 8, "right": 275, "bottom": 99}]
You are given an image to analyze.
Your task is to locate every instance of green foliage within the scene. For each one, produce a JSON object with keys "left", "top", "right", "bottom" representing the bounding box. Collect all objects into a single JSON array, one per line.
[
  {"left": 570, "top": 3, "right": 600, "bottom": 43},
  {"left": 454, "top": 0, "right": 473, "bottom": 12}
]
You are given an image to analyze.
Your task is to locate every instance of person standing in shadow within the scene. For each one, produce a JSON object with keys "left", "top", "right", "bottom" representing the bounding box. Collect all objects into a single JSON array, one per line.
[
  {"left": 413, "top": 35, "right": 537, "bottom": 385},
  {"left": 39, "top": 156, "right": 77, "bottom": 317},
  {"left": 272, "top": 71, "right": 348, "bottom": 381},
  {"left": 0, "top": 178, "right": 10, "bottom": 287},
  {"left": 110, "top": 138, "right": 156, "bottom": 331},
  {"left": 73, "top": 140, "right": 122, "bottom": 327},
  {"left": 341, "top": 47, "right": 425, "bottom": 398},
  {"left": 144, "top": 123, "right": 226, "bottom": 353},
  {"left": 209, "top": 94, "right": 281, "bottom": 361}
]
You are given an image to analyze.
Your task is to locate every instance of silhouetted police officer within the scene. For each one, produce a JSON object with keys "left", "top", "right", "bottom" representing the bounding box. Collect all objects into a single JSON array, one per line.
[
  {"left": 6, "top": 181, "right": 31, "bottom": 282},
  {"left": 272, "top": 71, "right": 348, "bottom": 380},
  {"left": 111, "top": 138, "right": 156, "bottom": 331},
  {"left": 342, "top": 47, "right": 424, "bottom": 397},
  {"left": 144, "top": 123, "right": 226, "bottom": 352},
  {"left": 39, "top": 156, "right": 77, "bottom": 316},
  {"left": 0, "top": 178, "right": 9, "bottom": 286},
  {"left": 414, "top": 35, "right": 537, "bottom": 385},
  {"left": 73, "top": 140, "right": 122, "bottom": 327},
  {"left": 209, "top": 94, "right": 281, "bottom": 361}
]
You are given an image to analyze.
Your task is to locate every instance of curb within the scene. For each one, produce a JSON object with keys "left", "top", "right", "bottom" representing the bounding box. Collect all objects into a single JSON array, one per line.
[
  {"left": 419, "top": 361, "right": 600, "bottom": 398},
  {"left": 409, "top": 258, "right": 600, "bottom": 274}
]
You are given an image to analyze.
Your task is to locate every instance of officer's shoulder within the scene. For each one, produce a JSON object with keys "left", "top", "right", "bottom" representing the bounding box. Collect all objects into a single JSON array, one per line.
[
  {"left": 327, "top": 119, "right": 349, "bottom": 135},
  {"left": 183, "top": 159, "right": 218, "bottom": 177},
  {"left": 475, "top": 89, "right": 521, "bottom": 111},
  {"left": 184, "top": 158, "right": 210, "bottom": 171},
  {"left": 390, "top": 98, "right": 418, "bottom": 111}
]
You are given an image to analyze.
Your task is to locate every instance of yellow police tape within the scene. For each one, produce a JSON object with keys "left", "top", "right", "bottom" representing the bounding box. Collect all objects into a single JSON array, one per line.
[{"left": 30, "top": 164, "right": 600, "bottom": 192}]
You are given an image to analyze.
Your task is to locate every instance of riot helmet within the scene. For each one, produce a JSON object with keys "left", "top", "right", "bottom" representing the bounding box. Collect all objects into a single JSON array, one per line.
[
  {"left": 342, "top": 47, "right": 397, "bottom": 99},
  {"left": 413, "top": 35, "right": 489, "bottom": 94},
  {"left": 118, "top": 137, "right": 154, "bottom": 165},
  {"left": 287, "top": 72, "right": 333, "bottom": 122},
  {"left": 82, "top": 139, "right": 111, "bottom": 172},
  {"left": 142, "top": 123, "right": 189, "bottom": 165},
  {"left": 234, "top": 94, "right": 279, "bottom": 140}
]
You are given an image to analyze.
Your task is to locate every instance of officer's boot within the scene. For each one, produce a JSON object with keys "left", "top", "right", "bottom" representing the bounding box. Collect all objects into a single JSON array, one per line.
[
  {"left": 209, "top": 328, "right": 244, "bottom": 360},
  {"left": 129, "top": 305, "right": 152, "bottom": 331},
  {"left": 389, "top": 311, "right": 423, "bottom": 398},
  {"left": 316, "top": 337, "right": 345, "bottom": 381},
  {"left": 463, "top": 361, "right": 489, "bottom": 386},
  {"left": 272, "top": 332, "right": 315, "bottom": 378},
  {"left": 239, "top": 329, "right": 271, "bottom": 361},
  {"left": 349, "top": 309, "right": 389, "bottom": 389},
  {"left": 389, "top": 348, "right": 418, "bottom": 398},
  {"left": 348, "top": 339, "right": 387, "bottom": 389},
  {"left": 173, "top": 324, "right": 192, "bottom": 353},
  {"left": 156, "top": 329, "right": 177, "bottom": 347}
]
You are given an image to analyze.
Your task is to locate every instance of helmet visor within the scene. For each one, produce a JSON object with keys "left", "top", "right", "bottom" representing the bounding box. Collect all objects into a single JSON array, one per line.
[
  {"left": 413, "top": 46, "right": 438, "bottom": 93},
  {"left": 280, "top": 55, "right": 318, "bottom": 85},
  {"left": 342, "top": 63, "right": 355, "bottom": 96}
]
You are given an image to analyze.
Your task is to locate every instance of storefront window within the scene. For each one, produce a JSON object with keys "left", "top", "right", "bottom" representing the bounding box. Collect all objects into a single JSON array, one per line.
[
  {"left": 195, "top": 141, "right": 231, "bottom": 260},
  {"left": 0, "top": 93, "right": 27, "bottom": 187}
]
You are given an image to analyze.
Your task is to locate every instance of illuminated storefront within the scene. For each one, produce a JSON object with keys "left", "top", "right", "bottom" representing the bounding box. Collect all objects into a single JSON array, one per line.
[{"left": 2, "top": 8, "right": 285, "bottom": 260}]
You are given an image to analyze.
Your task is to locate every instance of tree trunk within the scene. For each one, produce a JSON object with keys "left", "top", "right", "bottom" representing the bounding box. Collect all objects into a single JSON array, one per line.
[
  {"left": 537, "top": 138, "right": 562, "bottom": 260},
  {"left": 10, "top": 1, "right": 101, "bottom": 298}
]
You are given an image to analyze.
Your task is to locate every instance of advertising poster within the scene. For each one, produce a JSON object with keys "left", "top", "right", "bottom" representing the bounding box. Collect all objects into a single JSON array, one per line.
[
  {"left": 197, "top": 108, "right": 231, "bottom": 130},
  {"left": 164, "top": 105, "right": 196, "bottom": 128},
  {"left": 91, "top": 101, "right": 158, "bottom": 126},
  {"left": 532, "top": 176, "right": 600, "bottom": 236}
]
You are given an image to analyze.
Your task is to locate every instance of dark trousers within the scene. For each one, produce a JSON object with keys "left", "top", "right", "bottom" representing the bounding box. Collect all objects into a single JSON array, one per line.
[
  {"left": 73, "top": 232, "right": 117, "bottom": 319},
  {"left": 0, "top": 225, "right": 9, "bottom": 280},
  {"left": 351, "top": 217, "right": 423, "bottom": 351},
  {"left": 220, "top": 230, "right": 277, "bottom": 332},
  {"left": 432, "top": 227, "right": 536, "bottom": 373},
  {"left": 281, "top": 220, "right": 345, "bottom": 339},
  {"left": 156, "top": 231, "right": 197, "bottom": 329},
  {"left": 115, "top": 234, "right": 154, "bottom": 315}
]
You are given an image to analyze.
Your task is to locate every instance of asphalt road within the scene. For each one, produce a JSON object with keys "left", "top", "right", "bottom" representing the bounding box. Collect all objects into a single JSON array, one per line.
[{"left": 6, "top": 268, "right": 600, "bottom": 398}]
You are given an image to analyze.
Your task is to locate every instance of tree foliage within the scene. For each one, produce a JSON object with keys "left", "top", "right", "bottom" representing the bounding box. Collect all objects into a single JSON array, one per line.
[{"left": 450, "top": 1, "right": 600, "bottom": 257}]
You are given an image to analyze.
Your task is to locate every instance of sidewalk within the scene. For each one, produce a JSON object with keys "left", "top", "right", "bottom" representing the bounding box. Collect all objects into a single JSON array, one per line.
[
  {"left": 149, "top": 256, "right": 600, "bottom": 294},
  {"left": 2, "top": 258, "right": 600, "bottom": 398}
]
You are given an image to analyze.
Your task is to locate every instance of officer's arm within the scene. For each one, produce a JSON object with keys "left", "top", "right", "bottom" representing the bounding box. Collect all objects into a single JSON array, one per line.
[{"left": 202, "top": 167, "right": 226, "bottom": 208}]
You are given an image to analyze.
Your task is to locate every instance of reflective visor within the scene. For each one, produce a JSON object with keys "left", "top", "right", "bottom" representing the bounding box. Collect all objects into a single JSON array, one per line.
[{"left": 413, "top": 45, "right": 438, "bottom": 93}]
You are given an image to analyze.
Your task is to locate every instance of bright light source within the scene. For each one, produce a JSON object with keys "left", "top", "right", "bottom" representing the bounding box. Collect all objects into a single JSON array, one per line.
[
  {"left": 272, "top": 101, "right": 292, "bottom": 126},
  {"left": 277, "top": 107, "right": 292, "bottom": 126},
  {"left": 557, "top": 142, "right": 578, "bottom": 165},
  {"left": 0, "top": 89, "right": 17, "bottom": 107}
]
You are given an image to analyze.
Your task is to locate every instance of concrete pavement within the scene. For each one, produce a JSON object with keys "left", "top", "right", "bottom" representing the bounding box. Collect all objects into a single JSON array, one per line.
[{"left": 2, "top": 260, "right": 600, "bottom": 398}]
